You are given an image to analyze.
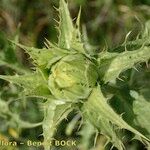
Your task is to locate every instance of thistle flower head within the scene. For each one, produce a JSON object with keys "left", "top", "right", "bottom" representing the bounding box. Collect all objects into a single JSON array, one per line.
[{"left": 48, "top": 54, "right": 98, "bottom": 101}]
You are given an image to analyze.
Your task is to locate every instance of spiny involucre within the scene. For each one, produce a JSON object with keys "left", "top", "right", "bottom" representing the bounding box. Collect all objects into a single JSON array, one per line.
[{"left": 0, "top": 0, "right": 150, "bottom": 150}]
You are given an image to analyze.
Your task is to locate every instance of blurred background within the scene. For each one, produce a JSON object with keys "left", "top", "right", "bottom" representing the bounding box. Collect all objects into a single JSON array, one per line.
[
  {"left": 0, "top": 0, "right": 150, "bottom": 48},
  {"left": 0, "top": 0, "right": 150, "bottom": 150}
]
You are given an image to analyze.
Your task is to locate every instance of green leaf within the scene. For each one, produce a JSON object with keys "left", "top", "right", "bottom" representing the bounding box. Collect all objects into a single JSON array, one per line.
[
  {"left": 0, "top": 72, "right": 50, "bottom": 97},
  {"left": 98, "top": 46, "right": 150, "bottom": 83},
  {"left": 58, "top": 0, "right": 86, "bottom": 55},
  {"left": 10, "top": 41, "right": 68, "bottom": 68},
  {"left": 42, "top": 99, "right": 72, "bottom": 150},
  {"left": 82, "top": 87, "right": 150, "bottom": 149},
  {"left": 58, "top": 0, "right": 74, "bottom": 49},
  {"left": 111, "top": 21, "right": 150, "bottom": 53},
  {"left": 82, "top": 98, "right": 124, "bottom": 150}
]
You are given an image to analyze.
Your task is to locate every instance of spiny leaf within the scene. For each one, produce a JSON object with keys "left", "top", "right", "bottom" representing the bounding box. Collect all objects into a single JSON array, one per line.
[
  {"left": 82, "top": 105, "right": 124, "bottom": 150},
  {"left": 70, "top": 7, "right": 86, "bottom": 54},
  {"left": 98, "top": 46, "right": 150, "bottom": 83},
  {"left": 58, "top": 0, "right": 86, "bottom": 55},
  {"left": 42, "top": 99, "right": 72, "bottom": 150},
  {"left": 82, "top": 87, "right": 150, "bottom": 149},
  {"left": 10, "top": 41, "right": 68, "bottom": 68},
  {"left": 111, "top": 37, "right": 150, "bottom": 53},
  {"left": 97, "top": 118, "right": 124, "bottom": 150},
  {"left": 0, "top": 73, "right": 50, "bottom": 96},
  {"left": 58, "top": 0, "right": 74, "bottom": 49},
  {"left": 112, "top": 21, "right": 150, "bottom": 52}
]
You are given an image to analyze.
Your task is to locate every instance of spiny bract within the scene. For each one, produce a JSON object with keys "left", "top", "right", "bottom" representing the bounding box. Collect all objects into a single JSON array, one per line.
[{"left": 0, "top": 0, "right": 150, "bottom": 150}]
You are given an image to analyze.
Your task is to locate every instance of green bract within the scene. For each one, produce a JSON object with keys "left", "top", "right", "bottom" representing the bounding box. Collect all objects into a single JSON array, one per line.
[{"left": 48, "top": 54, "right": 98, "bottom": 101}]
